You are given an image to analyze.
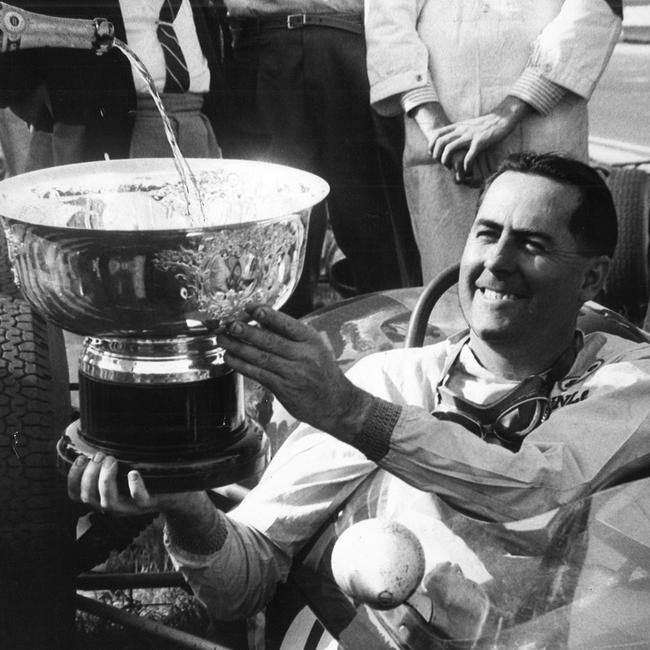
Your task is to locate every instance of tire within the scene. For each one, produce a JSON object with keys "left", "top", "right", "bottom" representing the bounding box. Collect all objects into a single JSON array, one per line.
[
  {"left": 0, "top": 227, "right": 19, "bottom": 297},
  {"left": 0, "top": 228, "right": 158, "bottom": 638},
  {"left": 0, "top": 295, "right": 74, "bottom": 649}
]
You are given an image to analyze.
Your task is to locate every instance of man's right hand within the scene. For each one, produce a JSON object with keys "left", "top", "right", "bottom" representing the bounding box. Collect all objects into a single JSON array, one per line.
[
  {"left": 219, "top": 304, "right": 375, "bottom": 446},
  {"left": 67, "top": 453, "right": 196, "bottom": 517}
]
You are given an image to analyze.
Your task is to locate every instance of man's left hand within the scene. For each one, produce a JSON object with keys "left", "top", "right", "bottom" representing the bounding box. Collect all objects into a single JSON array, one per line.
[{"left": 218, "top": 304, "right": 374, "bottom": 440}]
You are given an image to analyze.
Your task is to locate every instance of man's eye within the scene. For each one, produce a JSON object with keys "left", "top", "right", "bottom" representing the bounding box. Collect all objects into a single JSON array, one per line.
[
  {"left": 523, "top": 240, "right": 547, "bottom": 254},
  {"left": 475, "top": 229, "right": 499, "bottom": 241}
]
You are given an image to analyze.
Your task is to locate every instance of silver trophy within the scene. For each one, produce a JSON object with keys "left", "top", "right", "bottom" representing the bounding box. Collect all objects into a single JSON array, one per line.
[{"left": 0, "top": 158, "right": 328, "bottom": 490}]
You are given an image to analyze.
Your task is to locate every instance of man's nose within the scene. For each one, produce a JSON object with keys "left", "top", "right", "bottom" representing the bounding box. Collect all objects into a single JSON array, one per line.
[{"left": 484, "top": 236, "right": 517, "bottom": 273}]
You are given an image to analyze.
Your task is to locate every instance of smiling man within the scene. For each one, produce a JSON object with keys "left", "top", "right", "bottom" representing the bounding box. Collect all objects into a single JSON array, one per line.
[
  {"left": 458, "top": 157, "right": 612, "bottom": 377},
  {"left": 68, "top": 152, "right": 650, "bottom": 628}
]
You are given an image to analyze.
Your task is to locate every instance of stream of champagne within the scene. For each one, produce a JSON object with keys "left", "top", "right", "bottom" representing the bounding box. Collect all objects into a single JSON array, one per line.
[{"left": 113, "top": 38, "right": 205, "bottom": 224}]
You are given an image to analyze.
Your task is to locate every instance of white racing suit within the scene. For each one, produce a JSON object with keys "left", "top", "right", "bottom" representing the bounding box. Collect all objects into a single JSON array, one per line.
[{"left": 165, "top": 330, "right": 650, "bottom": 623}]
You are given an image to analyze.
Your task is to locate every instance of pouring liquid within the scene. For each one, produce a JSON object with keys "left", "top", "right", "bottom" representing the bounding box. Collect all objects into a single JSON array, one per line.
[{"left": 113, "top": 38, "right": 206, "bottom": 225}]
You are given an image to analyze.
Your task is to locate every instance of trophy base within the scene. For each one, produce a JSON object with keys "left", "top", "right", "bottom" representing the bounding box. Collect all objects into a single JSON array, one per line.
[{"left": 57, "top": 418, "right": 270, "bottom": 493}]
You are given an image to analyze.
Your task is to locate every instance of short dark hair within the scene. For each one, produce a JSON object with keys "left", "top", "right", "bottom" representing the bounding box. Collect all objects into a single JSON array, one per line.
[{"left": 478, "top": 152, "right": 618, "bottom": 258}]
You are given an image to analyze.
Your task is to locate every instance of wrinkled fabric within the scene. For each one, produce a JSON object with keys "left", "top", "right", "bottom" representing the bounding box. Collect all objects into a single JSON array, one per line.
[
  {"left": 371, "top": 333, "right": 650, "bottom": 521},
  {"left": 366, "top": 0, "right": 621, "bottom": 117},
  {"left": 166, "top": 330, "right": 650, "bottom": 618}
]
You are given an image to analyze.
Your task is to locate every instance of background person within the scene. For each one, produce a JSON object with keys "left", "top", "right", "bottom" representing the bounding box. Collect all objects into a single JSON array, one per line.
[
  {"left": 364, "top": 0, "right": 622, "bottom": 282},
  {"left": 220, "top": 0, "right": 419, "bottom": 316},
  {"left": 0, "top": 106, "right": 32, "bottom": 177},
  {"left": 67, "top": 153, "right": 650, "bottom": 636},
  {"left": 0, "top": 1, "right": 228, "bottom": 168}
]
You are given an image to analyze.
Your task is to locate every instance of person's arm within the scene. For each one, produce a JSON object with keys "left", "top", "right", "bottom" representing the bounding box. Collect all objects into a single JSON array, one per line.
[
  {"left": 67, "top": 415, "right": 377, "bottom": 618},
  {"left": 67, "top": 452, "right": 295, "bottom": 618},
  {"left": 519, "top": 0, "right": 622, "bottom": 102},
  {"left": 169, "top": 423, "right": 378, "bottom": 618},
  {"left": 66, "top": 453, "right": 292, "bottom": 618},
  {"left": 348, "top": 0, "right": 489, "bottom": 184},
  {"left": 163, "top": 501, "right": 294, "bottom": 619},
  {"left": 220, "top": 306, "right": 650, "bottom": 523},
  {"left": 365, "top": 0, "right": 432, "bottom": 117},
  {"left": 345, "top": 358, "right": 650, "bottom": 522},
  {"left": 407, "top": 101, "right": 448, "bottom": 144}
]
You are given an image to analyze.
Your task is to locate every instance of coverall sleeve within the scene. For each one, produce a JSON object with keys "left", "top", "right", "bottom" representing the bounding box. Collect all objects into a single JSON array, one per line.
[
  {"left": 165, "top": 424, "right": 377, "bottom": 619},
  {"left": 516, "top": 0, "right": 622, "bottom": 100},
  {"left": 164, "top": 513, "right": 293, "bottom": 620},
  {"left": 347, "top": 345, "right": 650, "bottom": 523},
  {"left": 365, "top": 0, "right": 622, "bottom": 117},
  {"left": 365, "top": 0, "right": 434, "bottom": 116},
  {"left": 358, "top": 383, "right": 650, "bottom": 523}
]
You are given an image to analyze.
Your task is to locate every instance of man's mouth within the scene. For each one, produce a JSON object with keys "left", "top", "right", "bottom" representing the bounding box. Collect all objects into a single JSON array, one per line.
[{"left": 478, "top": 288, "right": 523, "bottom": 301}]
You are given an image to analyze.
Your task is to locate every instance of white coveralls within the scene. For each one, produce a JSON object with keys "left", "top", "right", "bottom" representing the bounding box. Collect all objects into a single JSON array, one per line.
[
  {"left": 364, "top": 0, "right": 622, "bottom": 281},
  {"left": 165, "top": 330, "right": 650, "bottom": 620}
]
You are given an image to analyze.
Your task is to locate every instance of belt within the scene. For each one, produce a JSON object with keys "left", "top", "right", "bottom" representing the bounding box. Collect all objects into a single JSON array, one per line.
[
  {"left": 240, "top": 13, "right": 363, "bottom": 35},
  {"left": 135, "top": 92, "right": 205, "bottom": 114}
]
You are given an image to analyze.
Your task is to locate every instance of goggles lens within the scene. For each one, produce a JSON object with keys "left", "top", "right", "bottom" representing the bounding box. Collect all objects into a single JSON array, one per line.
[{"left": 492, "top": 396, "right": 549, "bottom": 440}]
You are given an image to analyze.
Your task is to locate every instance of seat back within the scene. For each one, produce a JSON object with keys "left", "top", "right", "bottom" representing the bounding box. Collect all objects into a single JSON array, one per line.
[{"left": 597, "top": 165, "right": 650, "bottom": 326}]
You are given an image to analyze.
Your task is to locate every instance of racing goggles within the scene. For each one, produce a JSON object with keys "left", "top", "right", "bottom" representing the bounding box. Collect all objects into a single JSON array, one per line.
[
  {"left": 434, "top": 374, "right": 552, "bottom": 451},
  {"left": 432, "top": 335, "right": 578, "bottom": 451}
]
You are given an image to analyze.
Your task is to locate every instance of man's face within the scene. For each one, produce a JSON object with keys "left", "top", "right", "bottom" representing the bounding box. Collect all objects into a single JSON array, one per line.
[{"left": 459, "top": 171, "right": 597, "bottom": 349}]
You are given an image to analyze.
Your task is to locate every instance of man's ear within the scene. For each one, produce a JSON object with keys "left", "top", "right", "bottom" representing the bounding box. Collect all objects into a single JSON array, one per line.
[{"left": 580, "top": 255, "right": 611, "bottom": 302}]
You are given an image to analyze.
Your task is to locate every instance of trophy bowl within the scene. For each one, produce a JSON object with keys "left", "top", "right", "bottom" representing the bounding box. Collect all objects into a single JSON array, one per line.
[
  {"left": 0, "top": 158, "right": 329, "bottom": 337},
  {"left": 0, "top": 158, "right": 329, "bottom": 490}
]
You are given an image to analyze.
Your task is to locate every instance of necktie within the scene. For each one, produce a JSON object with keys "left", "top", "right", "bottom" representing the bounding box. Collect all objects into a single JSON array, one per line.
[{"left": 157, "top": 0, "right": 190, "bottom": 93}]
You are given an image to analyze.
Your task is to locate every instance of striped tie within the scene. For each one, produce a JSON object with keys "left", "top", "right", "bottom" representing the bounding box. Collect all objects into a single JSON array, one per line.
[{"left": 157, "top": 0, "right": 190, "bottom": 93}]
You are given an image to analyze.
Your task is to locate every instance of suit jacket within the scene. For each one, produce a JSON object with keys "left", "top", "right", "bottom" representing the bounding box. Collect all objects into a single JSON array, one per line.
[{"left": 0, "top": 1, "right": 228, "bottom": 161}]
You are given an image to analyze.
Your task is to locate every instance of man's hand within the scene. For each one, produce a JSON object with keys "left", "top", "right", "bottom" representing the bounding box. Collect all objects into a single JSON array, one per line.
[
  {"left": 218, "top": 304, "right": 374, "bottom": 442},
  {"left": 411, "top": 101, "right": 487, "bottom": 187},
  {"left": 429, "top": 95, "right": 533, "bottom": 176},
  {"left": 68, "top": 453, "right": 228, "bottom": 555},
  {"left": 67, "top": 453, "right": 200, "bottom": 517}
]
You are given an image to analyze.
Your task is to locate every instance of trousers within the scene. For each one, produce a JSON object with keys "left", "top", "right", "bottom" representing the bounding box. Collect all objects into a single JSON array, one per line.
[
  {"left": 223, "top": 21, "right": 418, "bottom": 314},
  {"left": 22, "top": 91, "right": 222, "bottom": 172},
  {"left": 130, "top": 93, "right": 222, "bottom": 159}
]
